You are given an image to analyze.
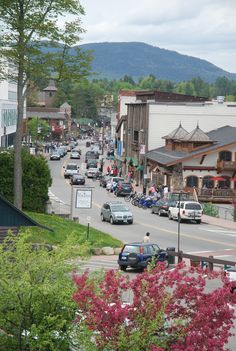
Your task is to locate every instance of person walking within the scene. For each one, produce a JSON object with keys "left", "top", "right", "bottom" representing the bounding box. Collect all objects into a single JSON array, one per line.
[{"left": 143, "top": 232, "right": 150, "bottom": 243}]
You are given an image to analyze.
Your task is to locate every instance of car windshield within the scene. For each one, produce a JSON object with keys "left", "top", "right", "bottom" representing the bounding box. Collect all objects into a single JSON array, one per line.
[
  {"left": 123, "top": 245, "right": 140, "bottom": 254},
  {"left": 67, "top": 165, "right": 77, "bottom": 170},
  {"left": 185, "top": 203, "right": 202, "bottom": 210},
  {"left": 110, "top": 205, "right": 129, "bottom": 212}
]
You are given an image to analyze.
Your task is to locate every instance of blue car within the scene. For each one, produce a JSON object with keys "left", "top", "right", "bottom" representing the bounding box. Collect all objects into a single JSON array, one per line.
[{"left": 118, "top": 242, "right": 168, "bottom": 271}]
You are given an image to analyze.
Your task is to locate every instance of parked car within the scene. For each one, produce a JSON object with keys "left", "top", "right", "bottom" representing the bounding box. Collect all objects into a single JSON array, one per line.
[
  {"left": 86, "top": 168, "right": 100, "bottom": 178},
  {"left": 70, "top": 150, "right": 81, "bottom": 159},
  {"left": 50, "top": 151, "right": 60, "bottom": 160},
  {"left": 100, "top": 202, "right": 133, "bottom": 224},
  {"left": 151, "top": 199, "right": 175, "bottom": 216},
  {"left": 99, "top": 175, "right": 111, "bottom": 188},
  {"left": 225, "top": 266, "right": 236, "bottom": 293},
  {"left": 63, "top": 163, "right": 79, "bottom": 179},
  {"left": 106, "top": 177, "right": 125, "bottom": 192},
  {"left": 114, "top": 182, "right": 133, "bottom": 197},
  {"left": 117, "top": 243, "right": 169, "bottom": 271},
  {"left": 168, "top": 201, "right": 203, "bottom": 223},
  {"left": 86, "top": 159, "right": 98, "bottom": 169},
  {"left": 70, "top": 174, "right": 85, "bottom": 185}
]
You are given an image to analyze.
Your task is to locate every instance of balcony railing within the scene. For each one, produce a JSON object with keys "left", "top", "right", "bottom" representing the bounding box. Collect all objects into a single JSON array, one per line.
[
  {"left": 217, "top": 160, "right": 236, "bottom": 171},
  {"left": 184, "top": 187, "right": 236, "bottom": 203}
]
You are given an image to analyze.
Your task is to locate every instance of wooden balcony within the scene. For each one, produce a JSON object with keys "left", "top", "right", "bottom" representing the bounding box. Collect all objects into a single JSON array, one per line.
[
  {"left": 217, "top": 160, "right": 236, "bottom": 171},
  {"left": 197, "top": 188, "right": 236, "bottom": 204}
]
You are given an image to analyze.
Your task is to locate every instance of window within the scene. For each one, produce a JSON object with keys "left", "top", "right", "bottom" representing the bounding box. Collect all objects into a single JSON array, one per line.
[
  {"left": 202, "top": 176, "right": 214, "bottom": 189},
  {"left": 186, "top": 176, "right": 198, "bottom": 188},
  {"left": 219, "top": 150, "right": 231, "bottom": 162},
  {"left": 133, "top": 130, "right": 139, "bottom": 143}
]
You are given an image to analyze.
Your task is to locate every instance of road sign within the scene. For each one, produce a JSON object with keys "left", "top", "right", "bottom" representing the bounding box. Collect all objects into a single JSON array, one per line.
[{"left": 75, "top": 189, "right": 92, "bottom": 209}]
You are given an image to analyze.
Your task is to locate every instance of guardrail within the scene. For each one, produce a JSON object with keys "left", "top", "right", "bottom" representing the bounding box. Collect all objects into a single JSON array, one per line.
[{"left": 167, "top": 250, "right": 236, "bottom": 270}]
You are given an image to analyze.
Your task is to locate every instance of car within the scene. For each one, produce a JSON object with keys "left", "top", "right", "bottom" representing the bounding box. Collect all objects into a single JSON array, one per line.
[
  {"left": 168, "top": 201, "right": 203, "bottom": 223},
  {"left": 63, "top": 163, "right": 79, "bottom": 178},
  {"left": 70, "top": 174, "right": 85, "bottom": 185},
  {"left": 50, "top": 151, "right": 61, "bottom": 160},
  {"left": 86, "top": 159, "right": 98, "bottom": 169},
  {"left": 114, "top": 182, "right": 133, "bottom": 197},
  {"left": 70, "top": 150, "right": 81, "bottom": 159},
  {"left": 224, "top": 266, "right": 236, "bottom": 293},
  {"left": 106, "top": 177, "right": 125, "bottom": 192},
  {"left": 100, "top": 201, "right": 133, "bottom": 224},
  {"left": 151, "top": 199, "right": 175, "bottom": 216},
  {"left": 117, "top": 242, "right": 169, "bottom": 271},
  {"left": 86, "top": 168, "right": 100, "bottom": 178},
  {"left": 85, "top": 151, "right": 98, "bottom": 162},
  {"left": 99, "top": 175, "right": 111, "bottom": 188}
]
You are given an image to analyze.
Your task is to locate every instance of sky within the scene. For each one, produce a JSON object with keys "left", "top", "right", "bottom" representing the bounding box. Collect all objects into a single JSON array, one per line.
[{"left": 78, "top": 0, "right": 236, "bottom": 73}]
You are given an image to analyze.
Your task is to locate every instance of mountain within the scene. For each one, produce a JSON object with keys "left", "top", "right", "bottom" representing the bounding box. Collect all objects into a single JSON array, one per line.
[{"left": 77, "top": 42, "right": 236, "bottom": 83}]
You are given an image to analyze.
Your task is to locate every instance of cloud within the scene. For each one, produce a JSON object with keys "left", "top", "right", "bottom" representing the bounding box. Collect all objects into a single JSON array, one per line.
[{"left": 79, "top": 0, "right": 236, "bottom": 72}]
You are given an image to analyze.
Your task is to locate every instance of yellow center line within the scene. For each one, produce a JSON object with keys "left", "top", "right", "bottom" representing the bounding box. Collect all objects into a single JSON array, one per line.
[{"left": 91, "top": 202, "right": 235, "bottom": 248}]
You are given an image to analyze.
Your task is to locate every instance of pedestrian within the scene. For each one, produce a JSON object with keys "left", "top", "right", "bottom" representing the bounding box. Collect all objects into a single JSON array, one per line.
[
  {"left": 143, "top": 232, "right": 150, "bottom": 243},
  {"left": 107, "top": 165, "right": 111, "bottom": 175},
  {"left": 163, "top": 185, "right": 169, "bottom": 198}
]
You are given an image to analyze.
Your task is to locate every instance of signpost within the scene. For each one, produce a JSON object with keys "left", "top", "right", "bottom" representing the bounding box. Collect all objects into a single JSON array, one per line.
[{"left": 70, "top": 186, "right": 93, "bottom": 220}]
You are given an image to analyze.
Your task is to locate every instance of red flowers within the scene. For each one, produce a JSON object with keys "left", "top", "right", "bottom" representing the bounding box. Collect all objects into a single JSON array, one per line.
[{"left": 72, "top": 264, "right": 236, "bottom": 350}]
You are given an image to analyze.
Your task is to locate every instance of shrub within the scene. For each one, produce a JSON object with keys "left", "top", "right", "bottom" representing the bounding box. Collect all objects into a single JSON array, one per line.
[{"left": 203, "top": 202, "right": 219, "bottom": 217}]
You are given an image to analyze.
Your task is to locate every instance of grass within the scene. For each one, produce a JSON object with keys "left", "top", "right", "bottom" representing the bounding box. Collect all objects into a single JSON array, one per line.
[{"left": 24, "top": 212, "right": 123, "bottom": 248}]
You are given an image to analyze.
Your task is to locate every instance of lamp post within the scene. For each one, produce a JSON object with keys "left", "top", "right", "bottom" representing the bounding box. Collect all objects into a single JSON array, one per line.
[{"left": 177, "top": 191, "right": 183, "bottom": 263}]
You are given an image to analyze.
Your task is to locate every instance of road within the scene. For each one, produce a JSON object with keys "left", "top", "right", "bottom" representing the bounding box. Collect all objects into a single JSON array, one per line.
[
  {"left": 48, "top": 141, "right": 236, "bottom": 350},
  {"left": 48, "top": 140, "right": 236, "bottom": 263}
]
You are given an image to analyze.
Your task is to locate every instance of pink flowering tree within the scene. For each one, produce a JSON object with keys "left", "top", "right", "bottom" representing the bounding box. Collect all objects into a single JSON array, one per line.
[{"left": 72, "top": 263, "right": 236, "bottom": 351}]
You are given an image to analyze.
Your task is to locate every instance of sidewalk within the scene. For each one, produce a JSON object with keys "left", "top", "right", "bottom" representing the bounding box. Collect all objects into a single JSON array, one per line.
[{"left": 202, "top": 214, "right": 236, "bottom": 230}]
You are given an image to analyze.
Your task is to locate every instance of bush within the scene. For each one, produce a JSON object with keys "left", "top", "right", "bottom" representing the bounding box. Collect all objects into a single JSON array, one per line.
[
  {"left": 203, "top": 202, "right": 219, "bottom": 217},
  {"left": 0, "top": 149, "right": 52, "bottom": 211}
]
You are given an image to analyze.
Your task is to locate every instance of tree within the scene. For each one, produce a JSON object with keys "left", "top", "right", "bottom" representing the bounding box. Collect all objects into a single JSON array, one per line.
[
  {"left": 0, "top": 232, "right": 78, "bottom": 351},
  {"left": 27, "top": 117, "right": 50, "bottom": 143},
  {"left": 72, "top": 264, "right": 236, "bottom": 350},
  {"left": 0, "top": 149, "right": 52, "bottom": 211},
  {"left": 0, "top": 0, "right": 92, "bottom": 210}
]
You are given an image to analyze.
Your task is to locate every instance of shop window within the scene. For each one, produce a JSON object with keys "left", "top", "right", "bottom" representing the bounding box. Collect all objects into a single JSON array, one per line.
[
  {"left": 133, "top": 130, "right": 139, "bottom": 143},
  {"left": 202, "top": 176, "right": 214, "bottom": 189},
  {"left": 186, "top": 175, "right": 198, "bottom": 188}
]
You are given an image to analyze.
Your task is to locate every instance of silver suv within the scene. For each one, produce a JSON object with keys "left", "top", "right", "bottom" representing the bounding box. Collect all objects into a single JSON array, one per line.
[{"left": 101, "top": 202, "right": 133, "bottom": 224}]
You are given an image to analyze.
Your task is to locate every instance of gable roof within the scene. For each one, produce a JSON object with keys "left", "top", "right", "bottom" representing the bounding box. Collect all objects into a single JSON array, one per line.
[
  {"left": 0, "top": 194, "right": 52, "bottom": 230},
  {"left": 147, "top": 125, "right": 236, "bottom": 166}
]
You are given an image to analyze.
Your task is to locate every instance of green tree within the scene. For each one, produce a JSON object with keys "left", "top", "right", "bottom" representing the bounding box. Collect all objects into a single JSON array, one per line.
[
  {"left": 27, "top": 117, "right": 50, "bottom": 143},
  {"left": 0, "top": 0, "right": 91, "bottom": 210},
  {"left": 0, "top": 149, "right": 52, "bottom": 211},
  {"left": 0, "top": 232, "right": 77, "bottom": 351}
]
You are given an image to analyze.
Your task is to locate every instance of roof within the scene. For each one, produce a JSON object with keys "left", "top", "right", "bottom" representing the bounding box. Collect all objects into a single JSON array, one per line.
[
  {"left": 147, "top": 125, "right": 236, "bottom": 166},
  {"left": 0, "top": 194, "right": 52, "bottom": 230},
  {"left": 27, "top": 111, "right": 66, "bottom": 120},
  {"left": 181, "top": 125, "right": 213, "bottom": 142},
  {"left": 163, "top": 122, "right": 189, "bottom": 140},
  {"left": 43, "top": 79, "right": 57, "bottom": 92}
]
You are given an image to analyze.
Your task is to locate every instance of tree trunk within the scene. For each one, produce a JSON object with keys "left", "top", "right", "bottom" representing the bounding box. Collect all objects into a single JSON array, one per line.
[{"left": 14, "top": 67, "right": 24, "bottom": 210}]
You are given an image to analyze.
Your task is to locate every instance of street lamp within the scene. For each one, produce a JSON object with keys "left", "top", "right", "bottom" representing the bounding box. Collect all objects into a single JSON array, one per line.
[{"left": 177, "top": 191, "right": 183, "bottom": 262}]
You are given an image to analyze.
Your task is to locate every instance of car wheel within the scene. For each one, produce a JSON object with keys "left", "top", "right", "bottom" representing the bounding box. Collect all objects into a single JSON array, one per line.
[
  {"left": 120, "top": 266, "right": 127, "bottom": 271},
  {"left": 128, "top": 220, "right": 133, "bottom": 224},
  {"left": 110, "top": 216, "right": 114, "bottom": 225},
  {"left": 127, "top": 253, "right": 139, "bottom": 265},
  {"left": 101, "top": 213, "right": 105, "bottom": 222},
  {"left": 168, "top": 212, "right": 173, "bottom": 220},
  {"left": 196, "top": 219, "right": 201, "bottom": 224}
]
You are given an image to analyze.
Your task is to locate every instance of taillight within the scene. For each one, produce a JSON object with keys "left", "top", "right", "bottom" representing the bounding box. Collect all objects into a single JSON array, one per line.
[{"left": 140, "top": 246, "right": 144, "bottom": 254}]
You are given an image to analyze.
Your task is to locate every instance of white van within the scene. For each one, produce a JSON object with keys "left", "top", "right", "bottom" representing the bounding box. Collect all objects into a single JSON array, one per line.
[
  {"left": 63, "top": 163, "right": 79, "bottom": 179},
  {"left": 168, "top": 201, "right": 203, "bottom": 223}
]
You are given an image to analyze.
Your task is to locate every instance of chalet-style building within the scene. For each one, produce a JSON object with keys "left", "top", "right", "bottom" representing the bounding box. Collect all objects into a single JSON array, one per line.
[
  {"left": 115, "top": 90, "right": 236, "bottom": 189},
  {"left": 25, "top": 80, "right": 76, "bottom": 140},
  {"left": 146, "top": 124, "right": 236, "bottom": 202}
]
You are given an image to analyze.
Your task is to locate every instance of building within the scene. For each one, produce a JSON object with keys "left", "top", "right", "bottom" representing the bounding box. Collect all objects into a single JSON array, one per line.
[
  {"left": 26, "top": 81, "right": 73, "bottom": 140},
  {"left": 0, "top": 62, "right": 19, "bottom": 147},
  {"left": 146, "top": 124, "right": 236, "bottom": 202}
]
